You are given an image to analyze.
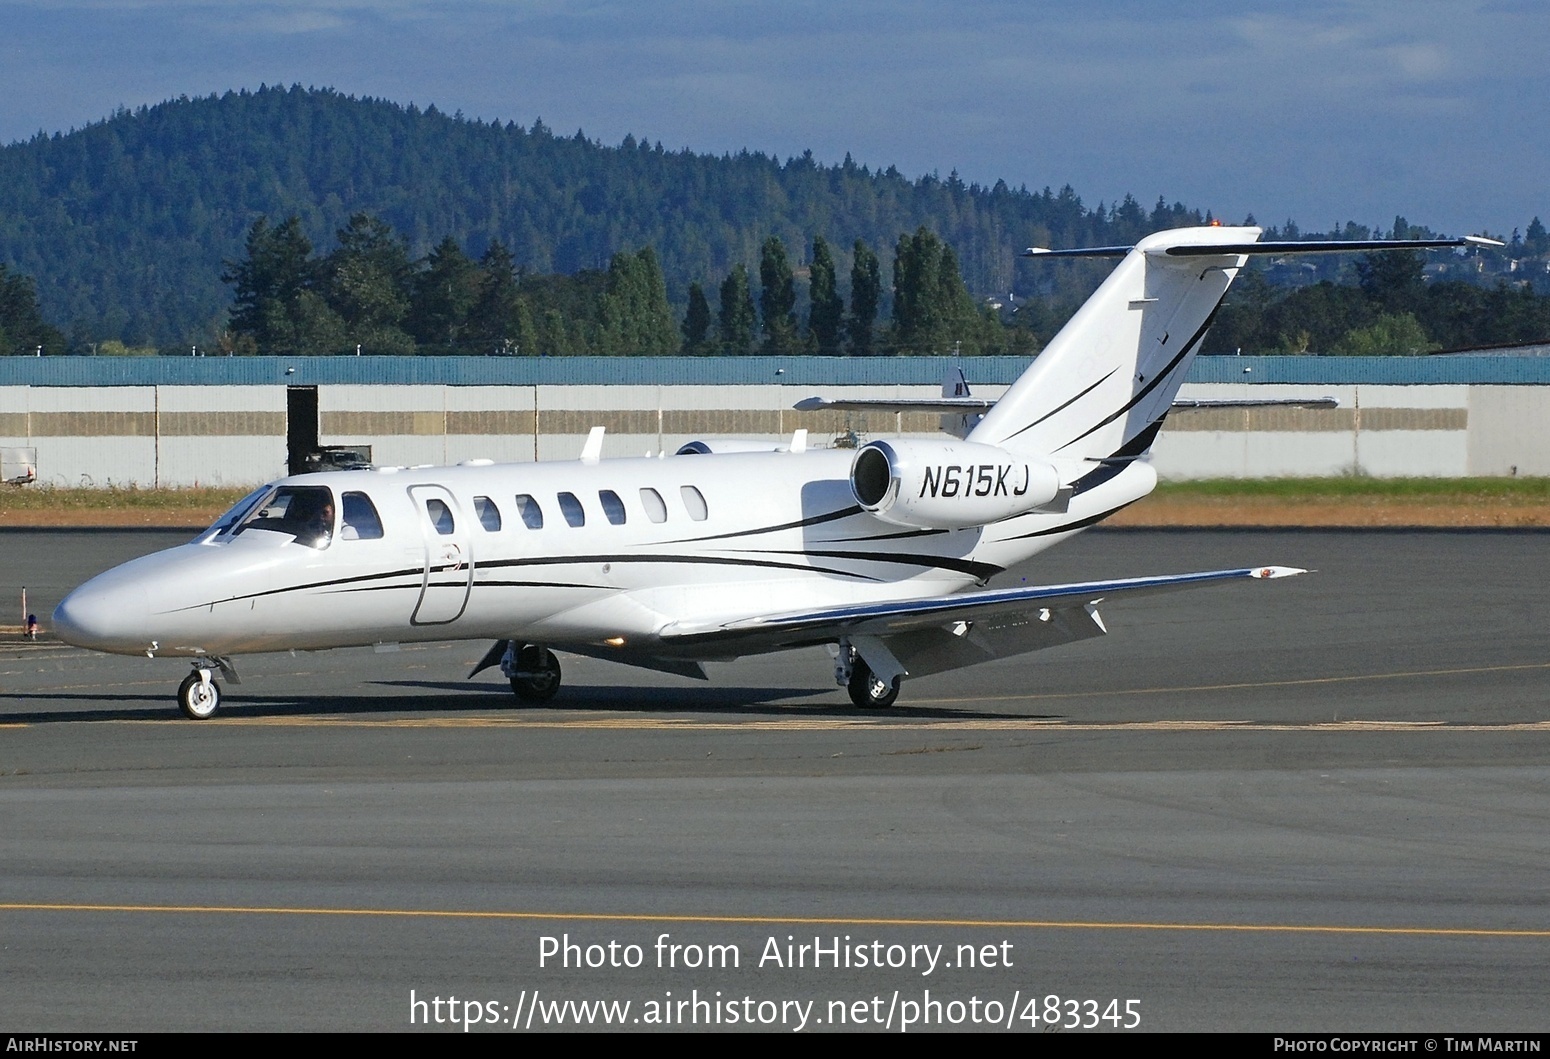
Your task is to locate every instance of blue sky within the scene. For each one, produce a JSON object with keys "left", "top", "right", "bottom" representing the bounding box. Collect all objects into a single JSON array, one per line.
[{"left": 2, "top": 0, "right": 1544, "bottom": 237}]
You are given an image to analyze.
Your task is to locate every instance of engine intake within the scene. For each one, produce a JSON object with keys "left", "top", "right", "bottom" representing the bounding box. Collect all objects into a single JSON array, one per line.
[{"left": 850, "top": 440, "right": 1063, "bottom": 529}]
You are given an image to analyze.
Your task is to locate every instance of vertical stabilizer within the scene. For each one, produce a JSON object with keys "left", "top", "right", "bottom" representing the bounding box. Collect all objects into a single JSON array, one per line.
[
  {"left": 971, "top": 226, "right": 1257, "bottom": 462},
  {"left": 940, "top": 359, "right": 982, "bottom": 439}
]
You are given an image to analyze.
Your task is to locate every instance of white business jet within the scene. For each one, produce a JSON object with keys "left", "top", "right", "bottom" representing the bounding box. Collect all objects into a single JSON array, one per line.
[{"left": 53, "top": 225, "right": 1499, "bottom": 718}]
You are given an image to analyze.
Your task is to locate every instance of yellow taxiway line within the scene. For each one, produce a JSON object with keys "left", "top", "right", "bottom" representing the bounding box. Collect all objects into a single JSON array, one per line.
[
  {"left": 89, "top": 716, "right": 1550, "bottom": 732},
  {"left": 1, "top": 901, "right": 1546, "bottom": 939}
]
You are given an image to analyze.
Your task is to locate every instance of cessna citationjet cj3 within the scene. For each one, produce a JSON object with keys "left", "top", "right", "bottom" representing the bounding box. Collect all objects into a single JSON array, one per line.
[{"left": 53, "top": 225, "right": 1499, "bottom": 718}]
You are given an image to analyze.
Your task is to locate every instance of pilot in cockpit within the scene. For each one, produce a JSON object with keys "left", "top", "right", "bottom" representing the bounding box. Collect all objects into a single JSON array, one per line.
[
  {"left": 240, "top": 486, "right": 335, "bottom": 549},
  {"left": 307, "top": 500, "right": 335, "bottom": 548}
]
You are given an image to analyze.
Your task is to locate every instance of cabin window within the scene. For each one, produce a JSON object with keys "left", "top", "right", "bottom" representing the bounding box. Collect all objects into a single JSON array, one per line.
[
  {"left": 514, "top": 494, "right": 544, "bottom": 529},
  {"left": 557, "top": 491, "right": 586, "bottom": 527},
  {"left": 235, "top": 485, "right": 336, "bottom": 549},
  {"left": 340, "top": 492, "right": 384, "bottom": 540},
  {"left": 599, "top": 489, "right": 627, "bottom": 525},
  {"left": 639, "top": 487, "right": 668, "bottom": 524},
  {"left": 680, "top": 485, "right": 708, "bottom": 521},
  {"left": 474, "top": 496, "right": 502, "bottom": 532},
  {"left": 425, "top": 498, "right": 456, "bottom": 535}
]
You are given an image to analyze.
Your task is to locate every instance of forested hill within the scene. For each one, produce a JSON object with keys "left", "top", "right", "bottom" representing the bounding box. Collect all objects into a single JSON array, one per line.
[{"left": 0, "top": 85, "right": 1212, "bottom": 346}]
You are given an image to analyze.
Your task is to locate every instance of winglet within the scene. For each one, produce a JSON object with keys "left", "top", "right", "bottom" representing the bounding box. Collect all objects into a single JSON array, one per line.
[
  {"left": 1251, "top": 566, "right": 1308, "bottom": 579},
  {"left": 580, "top": 426, "right": 605, "bottom": 464}
]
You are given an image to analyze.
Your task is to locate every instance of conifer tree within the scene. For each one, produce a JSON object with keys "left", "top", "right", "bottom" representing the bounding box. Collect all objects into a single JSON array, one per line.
[
  {"left": 758, "top": 236, "right": 798, "bottom": 354},
  {"left": 847, "top": 240, "right": 881, "bottom": 356},
  {"left": 599, "top": 247, "right": 677, "bottom": 354},
  {"left": 890, "top": 227, "right": 978, "bottom": 355},
  {"left": 808, "top": 236, "right": 843, "bottom": 355},
  {"left": 1526, "top": 217, "right": 1549, "bottom": 257},
  {"left": 407, "top": 236, "right": 480, "bottom": 350},
  {"left": 324, "top": 212, "right": 415, "bottom": 354},
  {"left": 681, "top": 282, "right": 713, "bottom": 355},
  {"left": 718, "top": 264, "right": 756, "bottom": 355},
  {"left": 464, "top": 241, "right": 523, "bottom": 353},
  {"left": 223, "top": 215, "right": 345, "bottom": 355},
  {"left": 0, "top": 264, "right": 65, "bottom": 355}
]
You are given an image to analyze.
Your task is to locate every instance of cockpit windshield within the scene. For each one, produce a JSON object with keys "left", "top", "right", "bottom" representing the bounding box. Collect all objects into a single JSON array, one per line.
[
  {"left": 233, "top": 485, "right": 336, "bottom": 549},
  {"left": 198, "top": 485, "right": 272, "bottom": 543}
]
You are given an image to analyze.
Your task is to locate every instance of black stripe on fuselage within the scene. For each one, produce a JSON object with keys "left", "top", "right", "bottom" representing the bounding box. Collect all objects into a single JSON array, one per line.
[
  {"left": 1000, "top": 367, "right": 1119, "bottom": 444},
  {"left": 477, "top": 552, "right": 884, "bottom": 582},
  {"left": 327, "top": 578, "right": 599, "bottom": 595},
  {"left": 170, "top": 529, "right": 918, "bottom": 614},
  {"left": 992, "top": 500, "right": 1137, "bottom": 542},
  {"left": 1064, "top": 420, "right": 1166, "bottom": 498},
  {"left": 660, "top": 505, "right": 863, "bottom": 545},
  {"left": 815, "top": 527, "right": 950, "bottom": 544},
  {"left": 760, "top": 547, "right": 1002, "bottom": 581},
  {"left": 164, "top": 564, "right": 429, "bottom": 613},
  {"left": 1053, "top": 302, "right": 1222, "bottom": 454}
]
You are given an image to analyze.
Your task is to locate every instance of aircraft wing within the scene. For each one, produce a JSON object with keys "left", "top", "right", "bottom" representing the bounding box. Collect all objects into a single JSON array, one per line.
[{"left": 659, "top": 565, "right": 1306, "bottom": 651}]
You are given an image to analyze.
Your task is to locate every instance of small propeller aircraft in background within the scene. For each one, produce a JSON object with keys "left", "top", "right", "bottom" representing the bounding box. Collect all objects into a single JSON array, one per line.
[{"left": 53, "top": 225, "right": 1500, "bottom": 717}]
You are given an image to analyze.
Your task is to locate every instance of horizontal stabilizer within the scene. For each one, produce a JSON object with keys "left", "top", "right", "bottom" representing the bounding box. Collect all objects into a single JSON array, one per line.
[
  {"left": 1021, "top": 245, "right": 1132, "bottom": 258},
  {"left": 1025, "top": 235, "right": 1502, "bottom": 259},
  {"left": 794, "top": 395, "right": 1339, "bottom": 415},
  {"left": 1161, "top": 236, "right": 1504, "bottom": 257}
]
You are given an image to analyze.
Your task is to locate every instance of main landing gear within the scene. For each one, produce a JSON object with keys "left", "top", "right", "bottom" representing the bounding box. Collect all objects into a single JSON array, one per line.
[
  {"left": 847, "top": 658, "right": 901, "bottom": 709},
  {"left": 503, "top": 642, "right": 562, "bottom": 703},
  {"left": 834, "top": 643, "right": 901, "bottom": 709}
]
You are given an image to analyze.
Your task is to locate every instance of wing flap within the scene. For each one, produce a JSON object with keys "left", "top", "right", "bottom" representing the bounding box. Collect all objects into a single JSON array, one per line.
[{"left": 660, "top": 566, "right": 1306, "bottom": 649}]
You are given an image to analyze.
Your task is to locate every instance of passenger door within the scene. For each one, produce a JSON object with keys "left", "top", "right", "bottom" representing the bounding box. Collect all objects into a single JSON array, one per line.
[{"left": 408, "top": 484, "right": 473, "bottom": 625}]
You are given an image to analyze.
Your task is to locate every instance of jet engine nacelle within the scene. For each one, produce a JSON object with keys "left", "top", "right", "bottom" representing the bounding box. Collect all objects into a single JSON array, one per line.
[{"left": 849, "top": 439, "right": 1063, "bottom": 529}]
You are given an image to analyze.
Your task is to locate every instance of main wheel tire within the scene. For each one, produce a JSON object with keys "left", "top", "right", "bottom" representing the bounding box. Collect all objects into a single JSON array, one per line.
[
  {"left": 178, "top": 672, "right": 222, "bottom": 720},
  {"left": 510, "top": 646, "right": 561, "bottom": 703},
  {"left": 847, "top": 658, "right": 900, "bottom": 709}
]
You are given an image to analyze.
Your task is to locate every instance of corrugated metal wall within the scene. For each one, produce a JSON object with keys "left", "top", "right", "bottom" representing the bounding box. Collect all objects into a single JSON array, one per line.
[
  {"left": 7, "top": 354, "right": 1550, "bottom": 388},
  {"left": 3, "top": 356, "right": 1548, "bottom": 486}
]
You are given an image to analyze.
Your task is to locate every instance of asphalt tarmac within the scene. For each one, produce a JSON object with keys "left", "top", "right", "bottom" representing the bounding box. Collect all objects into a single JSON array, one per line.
[{"left": 2, "top": 528, "right": 1547, "bottom": 1032}]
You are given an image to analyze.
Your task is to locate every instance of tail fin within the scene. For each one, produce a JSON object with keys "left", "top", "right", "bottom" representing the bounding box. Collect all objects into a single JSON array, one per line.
[
  {"left": 939, "top": 359, "right": 983, "bottom": 439},
  {"left": 970, "top": 225, "right": 1257, "bottom": 462}
]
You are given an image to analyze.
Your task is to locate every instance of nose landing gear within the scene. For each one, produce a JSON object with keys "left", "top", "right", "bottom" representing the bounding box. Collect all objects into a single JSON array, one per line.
[
  {"left": 177, "top": 669, "right": 221, "bottom": 719},
  {"left": 175, "top": 657, "right": 239, "bottom": 719}
]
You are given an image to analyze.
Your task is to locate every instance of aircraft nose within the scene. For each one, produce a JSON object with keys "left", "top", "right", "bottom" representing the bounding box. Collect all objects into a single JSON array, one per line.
[{"left": 53, "top": 577, "right": 152, "bottom": 652}]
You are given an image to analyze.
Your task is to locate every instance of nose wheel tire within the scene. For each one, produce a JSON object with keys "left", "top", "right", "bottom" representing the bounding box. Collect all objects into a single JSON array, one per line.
[
  {"left": 178, "top": 672, "right": 222, "bottom": 720},
  {"left": 847, "top": 658, "right": 900, "bottom": 709},
  {"left": 510, "top": 646, "right": 562, "bottom": 703}
]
